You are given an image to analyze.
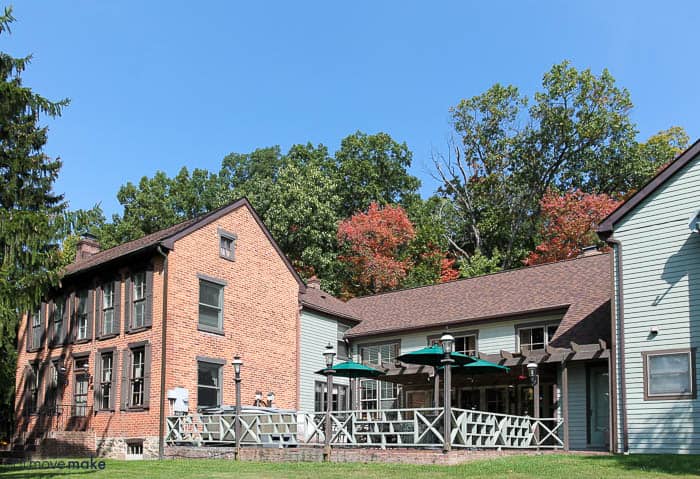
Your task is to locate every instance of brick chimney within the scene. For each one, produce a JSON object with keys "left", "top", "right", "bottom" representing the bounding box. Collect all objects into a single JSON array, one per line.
[
  {"left": 75, "top": 234, "right": 100, "bottom": 262},
  {"left": 307, "top": 276, "right": 321, "bottom": 289}
]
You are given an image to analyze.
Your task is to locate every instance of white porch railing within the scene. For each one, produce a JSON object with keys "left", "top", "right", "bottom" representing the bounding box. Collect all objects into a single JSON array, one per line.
[{"left": 166, "top": 408, "right": 564, "bottom": 450}]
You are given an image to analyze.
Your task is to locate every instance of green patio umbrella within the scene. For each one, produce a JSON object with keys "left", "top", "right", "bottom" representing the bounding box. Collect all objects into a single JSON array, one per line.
[
  {"left": 315, "top": 360, "right": 384, "bottom": 379},
  {"left": 453, "top": 358, "right": 510, "bottom": 373},
  {"left": 397, "top": 345, "right": 477, "bottom": 367}
]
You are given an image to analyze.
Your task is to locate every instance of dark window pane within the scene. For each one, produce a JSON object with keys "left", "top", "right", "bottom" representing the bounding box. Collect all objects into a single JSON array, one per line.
[{"left": 199, "top": 305, "right": 220, "bottom": 328}]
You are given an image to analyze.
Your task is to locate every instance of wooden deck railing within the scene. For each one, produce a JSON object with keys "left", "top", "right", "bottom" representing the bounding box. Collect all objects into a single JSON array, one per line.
[{"left": 165, "top": 407, "right": 564, "bottom": 450}]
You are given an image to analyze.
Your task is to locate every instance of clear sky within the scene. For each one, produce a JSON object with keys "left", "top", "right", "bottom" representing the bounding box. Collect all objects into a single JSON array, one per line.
[{"left": 6, "top": 1, "right": 700, "bottom": 217}]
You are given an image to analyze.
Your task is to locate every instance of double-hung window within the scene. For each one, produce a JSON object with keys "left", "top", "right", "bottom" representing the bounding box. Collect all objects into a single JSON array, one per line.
[
  {"left": 130, "top": 347, "right": 145, "bottom": 407},
  {"left": 25, "top": 363, "right": 39, "bottom": 415},
  {"left": 132, "top": 272, "right": 146, "bottom": 329},
  {"left": 99, "top": 351, "right": 114, "bottom": 410},
  {"left": 517, "top": 323, "right": 559, "bottom": 353},
  {"left": 75, "top": 291, "right": 90, "bottom": 341},
  {"left": 314, "top": 381, "right": 348, "bottom": 412},
  {"left": 102, "top": 282, "right": 115, "bottom": 335},
  {"left": 430, "top": 332, "right": 477, "bottom": 356},
  {"left": 30, "top": 309, "right": 42, "bottom": 350},
  {"left": 643, "top": 349, "right": 696, "bottom": 400},
  {"left": 198, "top": 278, "right": 224, "bottom": 332},
  {"left": 359, "top": 342, "right": 400, "bottom": 410},
  {"left": 197, "top": 360, "right": 223, "bottom": 409}
]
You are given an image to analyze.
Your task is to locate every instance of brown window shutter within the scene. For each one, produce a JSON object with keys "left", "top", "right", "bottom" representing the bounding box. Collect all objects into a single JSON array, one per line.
[
  {"left": 25, "top": 312, "right": 31, "bottom": 352},
  {"left": 39, "top": 303, "right": 46, "bottom": 348},
  {"left": 61, "top": 296, "right": 70, "bottom": 345},
  {"left": 144, "top": 267, "right": 154, "bottom": 328},
  {"left": 69, "top": 292, "right": 76, "bottom": 343},
  {"left": 86, "top": 289, "right": 94, "bottom": 340},
  {"left": 143, "top": 343, "right": 152, "bottom": 409},
  {"left": 94, "top": 351, "right": 102, "bottom": 409},
  {"left": 113, "top": 277, "right": 121, "bottom": 335},
  {"left": 120, "top": 348, "right": 131, "bottom": 410},
  {"left": 124, "top": 276, "right": 132, "bottom": 332},
  {"left": 94, "top": 285, "right": 102, "bottom": 339},
  {"left": 48, "top": 300, "right": 55, "bottom": 346},
  {"left": 111, "top": 349, "right": 119, "bottom": 410}
]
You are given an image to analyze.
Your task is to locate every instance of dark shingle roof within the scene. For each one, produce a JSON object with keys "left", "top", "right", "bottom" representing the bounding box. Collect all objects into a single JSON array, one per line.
[
  {"left": 63, "top": 198, "right": 306, "bottom": 291},
  {"left": 300, "top": 286, "right": 361, "bottom": 323},
  {"left": 345, "top": 253, "right": 611, "bottom": 346}
]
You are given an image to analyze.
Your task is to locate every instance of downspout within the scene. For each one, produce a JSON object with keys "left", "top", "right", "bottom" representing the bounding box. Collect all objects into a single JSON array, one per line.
[
  {"left": 156, "top": 245, "right": 169, "bottom": 460},
  {"left": 607, "top": 238, "right": 629, "bottom": 453}
]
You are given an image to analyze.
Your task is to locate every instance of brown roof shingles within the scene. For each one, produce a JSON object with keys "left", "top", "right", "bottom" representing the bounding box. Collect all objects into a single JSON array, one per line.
[
  {"left": 344, "top": 253, "right": 611, "bottom": 345},
  {"left": 300, "top": 286, "right": 361, "bottom": 323}
]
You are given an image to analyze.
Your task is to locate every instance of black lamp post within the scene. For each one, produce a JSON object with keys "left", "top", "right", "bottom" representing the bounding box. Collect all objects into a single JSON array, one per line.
[
  {"left": 232, "top": 356, "right": 243, "bottom": 459},
  {"left": 322, "top": 343, "right": 336, "bottom": 461},
  {"left": 440, "top": 333, "right": 455, "bottom": 453}
]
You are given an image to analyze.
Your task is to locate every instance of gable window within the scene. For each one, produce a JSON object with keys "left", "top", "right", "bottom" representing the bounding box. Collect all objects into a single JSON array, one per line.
[
  {"left": 96, "top": 350, "right": 116, "bottom": 410},
  {"left": 75, "top": 290, "right": 90, "bottom": 341},
  {"left": 430, "top": 332, "right": 477, "bottom": 356},
  {"left": 197, "top": 360, "right": 223, "bottom": 409},
  {"left": 73, "top": 357, "right": 89, "bottom": 417},
  {"left": 102, "top": 282, "right": 115, "bottom": 335},
  {"left": 337, "top": 325, "right": 350, "bottom": 360},
  {"left": 121, "top": 342, "right": 151, "bottom": 410},
  {"left": 198, "top": 277, "right": 224, "bottom": 333},
  {"left": 517, "top": 323, "right": 559, "bottom": 353},
  {"left": 314, "top": 381, "right": 348, "bottom": 412},
  {"left": 219, "top": 230, "right": 237, "bottom": 261},
  {"left": 30, "top": 308, "right": 43, "bottom": 350},
  {"left": 132, "top": 272, "right": 146, "bottom": 329},
  {"left": 360, "top": 342, "right": 399, "bottom": 366},
  {"left": 130, "top": 347, "right": 145, "bottom": 407},
  {"left": 643, "top": 349, "right": 696, "bottom": 400}
]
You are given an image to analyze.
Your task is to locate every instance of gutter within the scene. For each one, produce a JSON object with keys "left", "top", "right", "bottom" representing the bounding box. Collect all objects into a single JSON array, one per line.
[
  {"left": 607, "top": 237, "right": 629, "bottom": 453},
  {"left": 156, "top": 245, "right": 169, "bottom": 460}
]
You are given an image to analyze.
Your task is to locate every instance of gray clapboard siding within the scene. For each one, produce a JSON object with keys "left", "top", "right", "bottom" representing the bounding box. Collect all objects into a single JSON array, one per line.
[
  {"left": 299, "top": 310, "right": 348, "bottom": 413},
  {"left": 613, "top": 152, "right": 700, "bottom": 454},
  {"left": 567, "top": 362, "right": 588, "bottom": 450}
]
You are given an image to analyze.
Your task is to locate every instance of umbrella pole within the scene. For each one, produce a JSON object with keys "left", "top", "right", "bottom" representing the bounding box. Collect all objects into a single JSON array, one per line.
[{"left": 434, "top": 367, "right": 440, "bottom": 408}]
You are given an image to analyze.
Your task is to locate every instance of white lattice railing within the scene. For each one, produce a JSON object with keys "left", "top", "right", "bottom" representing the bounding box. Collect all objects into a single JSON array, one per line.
[{"left": 166, "top": 408, "right": 563, "bottom": 449}]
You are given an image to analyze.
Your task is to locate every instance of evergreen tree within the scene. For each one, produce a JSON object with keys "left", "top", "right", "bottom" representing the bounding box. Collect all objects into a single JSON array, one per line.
[{"left": 0, "top": 7, "right": 68, "bottom": 439}]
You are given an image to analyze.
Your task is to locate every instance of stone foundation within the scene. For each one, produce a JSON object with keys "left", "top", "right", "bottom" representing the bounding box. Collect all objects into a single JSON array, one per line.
[
  {"left": 96, "top": 436, "right": 159, "bottom": 459},
  {"left": 163, "top": 445, "right": 599, "bottom": 464},
  {"left": 37, "top": 431, "right": 96, "bottom": 458}
]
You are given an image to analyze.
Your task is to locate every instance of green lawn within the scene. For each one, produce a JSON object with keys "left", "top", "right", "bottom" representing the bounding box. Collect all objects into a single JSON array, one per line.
[{"left": 1, "top": 454, "right": 699, "bottom": 479}]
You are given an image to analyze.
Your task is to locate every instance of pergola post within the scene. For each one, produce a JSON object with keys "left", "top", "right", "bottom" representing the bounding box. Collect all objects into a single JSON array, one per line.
[
  {"left": 433, "top": 368, "right": 440, "bottom": 408},
  {"left": 562, "top": 361, "right": 570, "bottom": 451}
]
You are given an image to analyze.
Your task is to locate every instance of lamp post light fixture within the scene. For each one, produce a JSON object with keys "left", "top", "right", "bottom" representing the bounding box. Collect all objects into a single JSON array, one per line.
[
  {"left": 323, "top": 343, "right": 336, "bottom": 461},
  {"left": 526, "top": 362, "right": 538, "bottom": 386},
  {"left": 232, "top": 356, "right": 243, "bottom": 459},
  {"left": 267, "top": 391, "right": 275, "bottom": 408},
  {"left": 440, "top": 333, "right": 455, "bottom": 453}
]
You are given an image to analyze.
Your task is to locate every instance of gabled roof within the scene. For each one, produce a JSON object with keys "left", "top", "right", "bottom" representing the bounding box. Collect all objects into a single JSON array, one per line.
[
  {"left": 63, "top": 198, "right": 306, "bottom": 291},
  {"left": 597, "top": 139, "right": 700, "bottom": 237},
  {"left": 300, "top": 286, "right": 361, "bottom": 323},
  {"left": 344, "top": 253, "right": 611, "bottom": 346}
]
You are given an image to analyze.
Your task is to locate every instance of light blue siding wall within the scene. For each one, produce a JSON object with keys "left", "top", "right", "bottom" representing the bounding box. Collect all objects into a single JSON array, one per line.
[
  {"left": 614, "top": 154, "right": 700, "bottom": 454},
  {"left": 299, "top": 310, "right": 349, "bottom": 413}
]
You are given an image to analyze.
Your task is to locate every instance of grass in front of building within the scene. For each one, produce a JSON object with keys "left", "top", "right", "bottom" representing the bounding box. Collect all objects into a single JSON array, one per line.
[{"left": 1, "top": 454, "right": 700, "bottom": 478}]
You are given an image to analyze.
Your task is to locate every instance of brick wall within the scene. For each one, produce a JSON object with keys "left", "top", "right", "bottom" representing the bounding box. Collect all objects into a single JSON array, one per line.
[
  {"left": 166, "top": 205, "right": 300, "bottom": 411},
  {"left": 13, "top": 202, "right": 301, "bottom": 456}
]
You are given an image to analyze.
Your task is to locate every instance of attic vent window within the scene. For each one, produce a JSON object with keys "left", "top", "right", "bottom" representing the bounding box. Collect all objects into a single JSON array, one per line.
[{"left": 126, "top": 440, "right": 144, "bottom": 460}]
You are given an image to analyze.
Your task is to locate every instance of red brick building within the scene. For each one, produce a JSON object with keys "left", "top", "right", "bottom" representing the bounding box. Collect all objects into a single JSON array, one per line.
[{"left": 13, "top": 198, "right": 304, "bottom": 458}]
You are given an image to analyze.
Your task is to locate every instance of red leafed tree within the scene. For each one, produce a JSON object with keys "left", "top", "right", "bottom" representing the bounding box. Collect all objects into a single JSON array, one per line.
[
  {"left": 440, "top": 257, "right": 460, "bottom": 283},
  {"left": 524, "top": 189, "right": 621, "bottom": 266},
  {"left": 338, "top": 202, "right": 416, "bottom": 296}
]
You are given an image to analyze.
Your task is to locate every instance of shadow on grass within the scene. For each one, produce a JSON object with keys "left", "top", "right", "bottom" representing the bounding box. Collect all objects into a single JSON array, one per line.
[{"left": 584, "top": 454, "right": 700, "bottom": 476}]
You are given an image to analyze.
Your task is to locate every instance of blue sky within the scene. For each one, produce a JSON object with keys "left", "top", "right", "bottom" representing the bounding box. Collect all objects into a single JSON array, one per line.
[{"left": 7, "top": 1, "right": 700, "bottom": 217}]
